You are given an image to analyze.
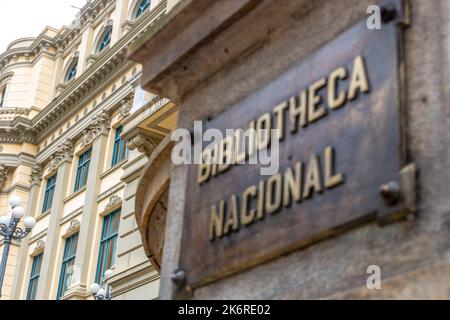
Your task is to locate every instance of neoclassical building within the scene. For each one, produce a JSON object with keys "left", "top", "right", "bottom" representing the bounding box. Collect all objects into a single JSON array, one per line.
[{"left": 0, "top": 0, "right": 179, "bottom": 300}]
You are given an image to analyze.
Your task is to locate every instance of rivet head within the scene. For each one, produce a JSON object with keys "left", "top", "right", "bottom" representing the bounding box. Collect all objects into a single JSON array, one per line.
[
  {"left": 380, "top": 181, "right": 401, "bottom": 205},
  {"left": 171, "top": 269, "right": 186, "bottom": 287},
  {"left": 381, "top": 3, "right": 397, "bottom": 23}
]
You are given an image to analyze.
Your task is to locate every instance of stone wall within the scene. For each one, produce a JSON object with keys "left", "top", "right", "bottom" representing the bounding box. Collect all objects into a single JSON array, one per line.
[{"left": 131, "top": 0, "right": 450, "bottom": 299}]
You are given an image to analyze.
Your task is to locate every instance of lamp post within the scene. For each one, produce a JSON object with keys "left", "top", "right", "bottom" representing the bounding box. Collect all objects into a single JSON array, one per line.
[
  {"left": 0, "top": 196, "right": 36, "bottom": 297},
  {"left": 90, "top": 269, "right": 114, "bottom": 300}
]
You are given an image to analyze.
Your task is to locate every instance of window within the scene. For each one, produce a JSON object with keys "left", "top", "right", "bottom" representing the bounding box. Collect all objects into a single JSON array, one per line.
[
  {"left": 135, "top": 0, "right": 150, "bottom": 18},
  {"left": 56, "top": 233, "right": 78, "bottom": 300},
  {"left": 95, "top": 209, "right": 120, "bottom": 284},
  {"left": 74, "top": 148, "right": 92, "bottom": 192},
  {"left": 65, "top": 61, "right": 78, "bottom": 82},
  {"left": 97, "top": 28, "right": 112, "bottom": 53},
  {"left": 42, "top": 174, "right": 57, "bottom": 213},
  {"left": 0, "top": 86, "right": 6, "bottom": 107},
  {"left": 111, "top": 126, "right": 128, "bottom": 166},
  {"left": 27, "top": 254, "right": 43, "bottom": 300}
]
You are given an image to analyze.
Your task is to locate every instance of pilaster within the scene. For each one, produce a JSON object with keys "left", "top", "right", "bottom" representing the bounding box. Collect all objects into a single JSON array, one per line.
[
  {"left": 69, "top": 114, "right": 111, "bottom": 298},
  {"left": 10, "top": 165, "right": 42, "bottom": 299},
  {"left": 35, "top": 141, "right": 74, "bottom": 300}
]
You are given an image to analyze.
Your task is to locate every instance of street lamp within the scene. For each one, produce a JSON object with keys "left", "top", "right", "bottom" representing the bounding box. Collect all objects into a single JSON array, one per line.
[
  {"left": 90, "top": 269, "right": 114, "bottom": 300},
  {"left": 0, "top": 196, "right": 36, "bottom": 297}
]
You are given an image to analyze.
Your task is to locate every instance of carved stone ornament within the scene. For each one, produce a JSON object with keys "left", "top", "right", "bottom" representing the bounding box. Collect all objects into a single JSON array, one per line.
[
  {"left": 65, "top": 219, "right": 81, "bottom": 237},
  {"left": 82, "top": 111, "right": 111, "bottom": 147},
  {"left": 33, "top": 240, "right": 45, "bottom": 256},
  {"left": 105, "top": 195, "right": 122, "bottom": 211},
  {"left": 126, "top": 132, "right": 163, "bottom": 157},
  {"left": 0, "top": 165, "right": 8, "bottom": 190},
  {"left": 119, "top": 99, "right": 132, "bottom": 119},
  {"left": 48, "top": 140, "right": 74, "bottom": 173},
  {"left": 30, "top": 165, "right": 43, "bottom": 186}
]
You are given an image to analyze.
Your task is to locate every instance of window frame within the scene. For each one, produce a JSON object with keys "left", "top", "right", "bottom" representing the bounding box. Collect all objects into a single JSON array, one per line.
[
  {"left": 95, "top": 209, "right": 121, "bottom": 284},
  {"left": 0, "top": 85, "right": 6, "bottom": 108},
  {"left": 27, "top": 254, "right": 43, "bottom": 300},
  {"left": 135, "top": 0, "right": 151, "bottom": 19},
  {"left": 42, "top": 174, "right": 57, "bottom": 213},
  {"left": 111, "top": 126, "right": 128, "bottom": 167},
  {"left": 96, "top": 28, "right": 112, "bottom": 53},
  {"left": 56, "top": 233, "right": 79, "bottom": 300},
  {"left": 65, "top": 61, "right": 78, "bottom": 82},
  {"left": 74, "top": 148, "right": 92, "bottom": 192}
]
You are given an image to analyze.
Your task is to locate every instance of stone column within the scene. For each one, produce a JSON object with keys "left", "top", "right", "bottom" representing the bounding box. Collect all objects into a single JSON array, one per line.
[
  {"left": 10, "top": 166, "right": 43, "bottom": 299},
  {"left": 68, "top": 113, "right": 110, "bottom": 298},
  {"left": 35, "top": 141, "right": 74, "bottom": 300}
]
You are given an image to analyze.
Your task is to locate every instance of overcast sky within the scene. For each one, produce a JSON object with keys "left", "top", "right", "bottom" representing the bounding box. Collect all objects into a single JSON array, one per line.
[{"left": 0, "top": 0, "right": 87, "bottom": 53}]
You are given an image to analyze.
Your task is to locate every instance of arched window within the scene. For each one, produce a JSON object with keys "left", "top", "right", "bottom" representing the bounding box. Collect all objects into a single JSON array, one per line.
[
  {"left": 65, "top": 61, "right": 78, "bottom": 82},
  {"left": 97, "top": 28, "right": 112, "bottom": 53},
  {"left": 0, "top": 86, "right": 6, "bottom": 108},
  {"left": 135, "top": 0, "right": 150, "bottom": 19}
]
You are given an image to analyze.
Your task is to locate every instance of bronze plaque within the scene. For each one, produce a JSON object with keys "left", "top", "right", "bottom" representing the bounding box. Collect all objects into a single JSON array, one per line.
[{"left": 179, "top": 14, "right": 413, "bottom": 293}]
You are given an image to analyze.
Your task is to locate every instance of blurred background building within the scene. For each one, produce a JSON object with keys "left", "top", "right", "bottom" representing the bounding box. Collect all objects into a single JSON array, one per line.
[{"left": 0, "top": 0, "right": 179, "bottom": 300}]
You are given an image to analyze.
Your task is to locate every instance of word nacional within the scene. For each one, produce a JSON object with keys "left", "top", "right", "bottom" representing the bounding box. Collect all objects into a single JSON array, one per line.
[{"left": 204, "top": 55, "right": 371, "bottom": 241}]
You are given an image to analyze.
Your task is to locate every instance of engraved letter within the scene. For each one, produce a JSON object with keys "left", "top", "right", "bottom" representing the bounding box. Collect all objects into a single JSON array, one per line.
[
  {"left": 209, "top": 201, "right": 225, "bottom": 241},
  {"left": 303, "top": 155, "right": 323, "bottom": 199},
  {"left": 324, "top": 146, "right": 345, "bottom": 189},
  {"left": 328, "top": 67, "right": 348, "bottom": 109},
  {"left": 308, "top": 78, "right": 328, "bottom": 123},
  {"left": 348, "top": 56, "right": 370, "bottom": 100}
]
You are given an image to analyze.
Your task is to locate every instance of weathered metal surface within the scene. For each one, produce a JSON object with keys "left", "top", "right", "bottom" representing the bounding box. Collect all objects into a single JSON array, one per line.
[{"left": 178, "top": 8, "right": 413, "bottom": 295}]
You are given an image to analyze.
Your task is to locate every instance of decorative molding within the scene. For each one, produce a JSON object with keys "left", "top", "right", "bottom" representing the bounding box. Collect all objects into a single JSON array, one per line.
[
  {"left": 0, "top": 0, "right": 118, "bottom": 71},
  {"left": 0, "top": 165, "right": 8, "bottom": 190},
  {"left": 0, "top": 126, "right": 36, "bottom": 144},
  {"left": 30, "top": 165, "right": 43, "bottom": 186},
  {"left": 105, "top": 194, "right": 122, "bottom": 212},
  {"left": 120, "top": 98, "right": 132, "bottom": 119},
  {"left": 63, "top": 219, "right": 81, "bottom": 238},
  {"left": 32, "top": 0, "right": 167, "bottom": 138},
  {"left": 48, "top": 139, "right": 74, "bottom": 173},
  {"left": 81, "top": 110, "right": 111, "bottom": 147},
  {"left": 32, "top": 240, "right": 45, "bottom": 257},
  {"left": 126, "top": 129, "right": 163, "bottom": 157},
  {"left": 86, "top": 54, "right": 98, "bottom": 68}
]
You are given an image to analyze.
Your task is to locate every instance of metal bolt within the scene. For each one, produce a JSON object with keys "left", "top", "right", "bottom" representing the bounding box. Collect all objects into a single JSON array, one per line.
[
  {"left": 381, "top": 3, "right": 397, "bottom": 23},
  {"left": 171, "top": 269, "right": 186, "bottom": 287},
  {"left": 379, "top": 181, "right": 401, "bottom": 205}
]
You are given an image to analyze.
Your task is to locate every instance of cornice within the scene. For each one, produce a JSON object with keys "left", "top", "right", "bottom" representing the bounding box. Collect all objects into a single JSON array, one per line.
[
  {"left": 0, "top": 71, "right": 14, "bottom": 87},
  {"left": 0, "top": 125, "right": 36, "bottom": 144},
  {"left": 35, "top": 72, "right": 134, "bottom": 164},
  {"left": 0, "top": 0, "right": 117, "bottom": 70},
  {"left": 0, "top": 153, "right": 36, "bottom": 168},
  {"left": 0, "top": 107, "right": 31, "bottom": 121},
  {"left": 2, "top": 183, "right": 31, "bottom": 194},
  {"left": 32, "top": 1, "right": 167, "bottom": 136},
  {"left": 0, "top": 0, "right": 168, "bottom": 158}
]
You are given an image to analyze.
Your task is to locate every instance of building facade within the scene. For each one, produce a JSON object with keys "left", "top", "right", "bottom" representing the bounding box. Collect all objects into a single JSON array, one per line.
[{"left": 0, "top": 0, "right": 179, "bottom": 300}]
